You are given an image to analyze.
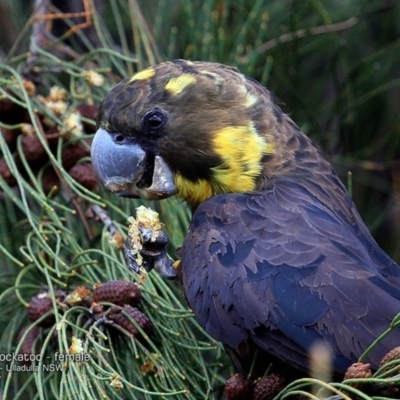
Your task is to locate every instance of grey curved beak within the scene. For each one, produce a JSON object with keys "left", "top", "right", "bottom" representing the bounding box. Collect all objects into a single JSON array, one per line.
[{"left": 91, "top": 128, "right": 177, "bottom": 200}]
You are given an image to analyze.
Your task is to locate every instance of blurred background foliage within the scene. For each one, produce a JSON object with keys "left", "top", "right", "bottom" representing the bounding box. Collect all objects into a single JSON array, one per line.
[{"left": 0, "top": 0, "right": 400, "bottom": 399}]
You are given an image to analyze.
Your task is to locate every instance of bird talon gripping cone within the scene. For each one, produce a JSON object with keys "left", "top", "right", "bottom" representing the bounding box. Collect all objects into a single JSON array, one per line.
[{"left": 91, "top": 60, "right": 400, "bottom": 378}]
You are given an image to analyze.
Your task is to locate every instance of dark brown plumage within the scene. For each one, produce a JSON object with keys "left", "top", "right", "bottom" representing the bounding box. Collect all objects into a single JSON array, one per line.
[{"left": 91, "top": 60, "right": 400, "bottom": 378}]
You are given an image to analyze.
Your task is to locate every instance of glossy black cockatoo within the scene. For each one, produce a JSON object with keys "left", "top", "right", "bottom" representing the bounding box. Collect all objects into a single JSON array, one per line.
[{"left": 90, "top": 60, "right": 400, "bottom": 377}]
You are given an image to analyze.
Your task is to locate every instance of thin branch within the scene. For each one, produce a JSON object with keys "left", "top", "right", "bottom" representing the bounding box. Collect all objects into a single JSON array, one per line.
[
  {"left": 256, "top": 17, "right": 358, "bottom": 54},
  {"left": 24, "top": 0, "right": 54, "bottom": 81},
  {"left": 87, "top": 204, "right": 119, "bottom": 237}
]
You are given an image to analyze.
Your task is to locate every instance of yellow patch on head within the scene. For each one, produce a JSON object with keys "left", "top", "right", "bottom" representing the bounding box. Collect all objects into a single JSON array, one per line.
[
  {"left": 165, "top": 74, "right": 197, "bottom": 95},
  {"left": 130, "top": 68, "right": 156, "bottom": 82}
]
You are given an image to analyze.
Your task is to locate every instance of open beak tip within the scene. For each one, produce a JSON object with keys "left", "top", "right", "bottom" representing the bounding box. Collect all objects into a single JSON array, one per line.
[{"left": 91, "top": 129, "right": 177, "bottom": 201}]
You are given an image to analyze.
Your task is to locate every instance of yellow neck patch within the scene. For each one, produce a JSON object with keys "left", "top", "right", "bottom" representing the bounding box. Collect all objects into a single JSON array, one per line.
[
  {"left": 175, "top": 123, "right": 275, "bottom": 206},
  {"left": 175, "top": 174, "right": 215, "bottom": 206}
]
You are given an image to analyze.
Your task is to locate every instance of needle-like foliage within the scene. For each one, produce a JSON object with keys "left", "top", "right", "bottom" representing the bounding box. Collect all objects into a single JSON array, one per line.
[{"left": 1, "top": 1, "right": 400, "bottom": 399}]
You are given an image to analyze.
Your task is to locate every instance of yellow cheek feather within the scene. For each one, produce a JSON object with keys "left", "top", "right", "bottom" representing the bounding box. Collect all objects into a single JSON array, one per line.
[
  {"left": 165, "top": 74, "right": 197, "bottom": 95},
  {"left": 211, "top": 124, "right": 274, "bottom": 192},
  {"left": 174, "top": 124, "right": 275, "bottom": 206}
]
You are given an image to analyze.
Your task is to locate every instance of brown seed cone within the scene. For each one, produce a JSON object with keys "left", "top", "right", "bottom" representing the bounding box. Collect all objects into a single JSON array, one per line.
[
  {"left": 2, "top": 127, "right": 21, "bottom": 150},
  {"left": 76, "top": 104, "right": 98, "bottom": 133},
  {"left": 27, "top": 293, "right": 55, "bottom": 327},
  {"left": 109, "top": 305, "right": 153, "bottom": 337},
  {"left": 68, "top": 162, "right": 98, "bottom": 191},
  {"left": 61, "top": 141, "right": 90, "bottom": 170},
  {"left": 44, "top": 126, "right": 61, "bottom": 148},
  {"left": 41, "top": 166, "right": 60, "bottom": 195},
  {"left": 224, "top": 373, "right": 253, "bottom": 400},
  {"left": 344, "top": 363, "right": 372, "bottom": 380},
  {"left": 0, "top": 157, "right": 17, "bottom": 185},
  {"left": 0, "top": 95, "right": 30, "bottom": 125},
  {"left": 253, "top": 374, "right": 286, "bottom": 400},
  {"left": 93, "top": 280, "right": 142, "bottom": 306},
  {"left": 380, "top": 346, "right": 400, "bottom": 367},
  {"left": 18, "top": 325, "right": 41, "bottom": 356},
  {"left": 343, "top": 362, "right": 372, "bottom": 390},
  {"left": 17, "top": 325, "right": 41, "bottom": 365},
  {"left": 0, "top": 95, "right": 18, "bottom": 116},
  {"left": 21, "top": 135, "right": 47, "bottom": 162}
]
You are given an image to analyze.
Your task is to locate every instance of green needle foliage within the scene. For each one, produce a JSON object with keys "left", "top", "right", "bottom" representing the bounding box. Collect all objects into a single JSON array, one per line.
[
  {"left": 0, "top": 64, "right": 223, "bottom": 398},
  {"left": 0, "top": 66, "right": 224, "bottom": 398},
  {"left": 0, "top": 1, "right": 400, "bottom": 399}
]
